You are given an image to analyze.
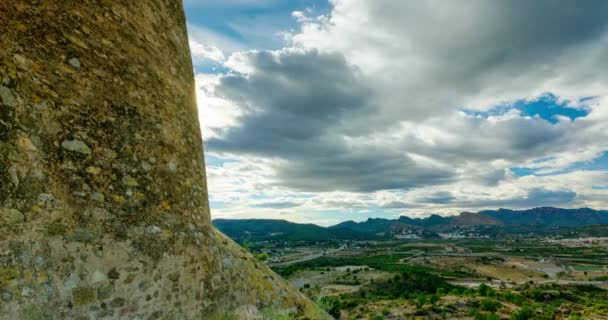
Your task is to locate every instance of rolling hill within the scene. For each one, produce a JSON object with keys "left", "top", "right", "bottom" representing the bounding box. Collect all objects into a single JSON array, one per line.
[
  {"left": 214, "top": 207, "right": 608, "bottom": 242},
  {"left": 212, "top": 218, "right": 376, "bottom": 242}
]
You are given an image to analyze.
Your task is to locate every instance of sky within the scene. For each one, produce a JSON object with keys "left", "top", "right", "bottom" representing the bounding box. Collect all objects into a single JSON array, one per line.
[{"left": 183, "top": 0, "right": 608, "bottom": 226}]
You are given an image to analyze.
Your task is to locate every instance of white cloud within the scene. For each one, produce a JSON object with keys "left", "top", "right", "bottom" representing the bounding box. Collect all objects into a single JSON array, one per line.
[
  {"left": 191, "top": 0, "right": 608, "bottom": 222},
  {"left": 189, "top": 40, "right": 225, "bottom": 63}
]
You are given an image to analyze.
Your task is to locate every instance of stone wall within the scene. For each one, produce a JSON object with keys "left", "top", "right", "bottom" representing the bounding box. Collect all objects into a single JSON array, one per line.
[{"left": 0, "top": 1, "right": 325, "bottom": 319}]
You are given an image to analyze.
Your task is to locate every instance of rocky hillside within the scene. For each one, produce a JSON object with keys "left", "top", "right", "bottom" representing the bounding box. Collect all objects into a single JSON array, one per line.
[
  {"left": 450, "top": 212, "right": 503, "bottom": 226},
  {"left": 480, "top": 207, "right": 608, "bottom": 227}
]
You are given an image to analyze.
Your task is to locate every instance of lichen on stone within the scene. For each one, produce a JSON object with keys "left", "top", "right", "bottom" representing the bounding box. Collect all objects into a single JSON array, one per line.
[
  {"left": 72, "top": 287, "right": 96, "bottom": 306},
  {"left": 61, "top": 139, "right": 91, "bottom": 155}
]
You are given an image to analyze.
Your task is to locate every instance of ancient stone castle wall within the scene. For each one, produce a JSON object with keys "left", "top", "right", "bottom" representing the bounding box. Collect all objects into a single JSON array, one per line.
[{"left": 0, "top": 1, "right": 323, "bottom": 319}]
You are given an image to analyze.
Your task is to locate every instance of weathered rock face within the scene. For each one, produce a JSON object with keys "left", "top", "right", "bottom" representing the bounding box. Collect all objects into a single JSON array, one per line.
[{"left": 0, "top": 1, "right": 324, "bottom": 319}]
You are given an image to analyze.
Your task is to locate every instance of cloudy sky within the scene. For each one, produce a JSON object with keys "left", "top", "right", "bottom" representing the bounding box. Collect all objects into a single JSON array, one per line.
[{"left": 183, "top": 0, "right": 608, "bottom": 226}]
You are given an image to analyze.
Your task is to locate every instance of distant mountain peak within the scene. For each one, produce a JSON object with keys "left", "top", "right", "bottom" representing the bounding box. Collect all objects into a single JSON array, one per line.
[
  {"left": 451, "top": 212, "right": 503, "bottom": 226},
  {"left": 213, "top": 207, "right": 608, "bottom": 242}
]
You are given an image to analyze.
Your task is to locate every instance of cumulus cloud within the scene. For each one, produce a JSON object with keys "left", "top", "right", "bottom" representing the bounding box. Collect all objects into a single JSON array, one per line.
[
  {"left": 192, "top": 0, "right": 608, "bottom": 221},
  {"left": 189, "top": 40, "right": 225, "bottom": 63},
  {"left": 291, "top": 0, "right": 608, "bottom": 114},
  {"left": 205, "top": 49, "right": 456, "bottom": 192}
]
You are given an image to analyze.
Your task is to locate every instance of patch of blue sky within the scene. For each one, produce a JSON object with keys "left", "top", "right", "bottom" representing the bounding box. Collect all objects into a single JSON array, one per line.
[
  {"left": 463, "top": 93, "right": 591, "bottom": 124},
  {"left": 205, "top": 153, "right": 239, "bottom": 167},
  {"left": 512, "top": 151, "right": 608, "bottom": 177},
  {"left": 249, "top": 194, "right": 282, "bottom": 201},
  {"left": 510, "top": 167, "right": 537, "bottom": 177},
  {"left": 567, "top": 151, "right": 608, "bottom": 171},
  {"left": 184, "top": 0, "right": 330, "bottom": 50},
  {"left": 209, "top": 200, "right": 229, "bottom": 209}
]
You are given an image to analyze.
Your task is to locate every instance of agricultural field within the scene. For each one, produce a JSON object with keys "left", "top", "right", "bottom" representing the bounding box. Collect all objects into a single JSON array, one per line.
[{"left": 261, "top": 237, "right": 608, "bottom": 319}]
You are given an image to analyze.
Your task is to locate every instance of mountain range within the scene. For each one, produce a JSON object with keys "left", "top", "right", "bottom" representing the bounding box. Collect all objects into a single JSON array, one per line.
[{"left": 213, "top": 207, "right": 608, "bottom": 242}]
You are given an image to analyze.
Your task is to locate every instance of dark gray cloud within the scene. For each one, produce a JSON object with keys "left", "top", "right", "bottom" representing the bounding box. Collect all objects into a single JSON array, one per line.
[
  {"left": 252, "top": 201, "right": 301, "bottom": 209},
  {"left": 213, "top": 49, "right": 371, "bottom": 145},
  {"left": 418, "top": 191, "right": 456, "bottom": 204},
  {"left": 405, "top": 115, "right": 573, "bottom": 166},
  {"left": 275, "top": 145, "right": 455, "bottom": 192},
  {"left": 207, "top": 49, "right": 456, "bottom": 192},
  {"left": 379, "top": 201, "right": 422, "bottom": 209},
  {"left": 381, "top": 1, "right": 608, "bottom": 79},
  {"left": 291, "top": 0, "right": 608, "bottom": 125},
  {"left": 457, "top": 188, "right": 577, "bottom": 208}
]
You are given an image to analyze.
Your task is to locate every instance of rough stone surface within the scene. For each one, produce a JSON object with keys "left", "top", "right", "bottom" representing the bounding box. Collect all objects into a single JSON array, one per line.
[
  {"left": 0, "top": 1, "right": 326, "bottom": 319},
  {"left": 68, "top": 57, "right": 81, "bottom": 69},
  {"left": 61, "top": 139, "right": 92, "bottom": 155}
]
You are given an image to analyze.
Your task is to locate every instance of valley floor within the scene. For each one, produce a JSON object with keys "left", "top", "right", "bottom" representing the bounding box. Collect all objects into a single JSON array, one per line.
[{"left": 261, "top": 237, "right": 608, "bottom": 319}]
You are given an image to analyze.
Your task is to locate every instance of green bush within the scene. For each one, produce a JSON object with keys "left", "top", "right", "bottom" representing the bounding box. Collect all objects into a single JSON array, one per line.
[
  {"left": 474, "top": 312, "right": 500, "bottom": 320},
  {"left": 479, "top": 299, "right": 501, "bottom": 312},
  {"left": 503, "top": 291, "right": 525, "bottom": 306},
  {"left": 511, "top": 306, "right": 534, "bottom": 320},
  {"left": 484, "top": 313, "right": 500, "bottom": 320},
  {"left": 478, "top": 283, "right": 496, "bottom": 297},
  {"left": 256, "top": 252, "right": 269, "bottom": 262},
  {"left": 415, "top": 295, "right": 426, "bottom": 308},
  {"left": 318, "top": 296, "right": 341, "bottom": 319},
  {"left": 371, "top": 270, "right": 458, "bottom": 298}
]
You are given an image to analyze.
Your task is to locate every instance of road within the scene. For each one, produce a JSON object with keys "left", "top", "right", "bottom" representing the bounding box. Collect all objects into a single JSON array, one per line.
[
  {"left": 450, "top": 279, "right": 608, "bottom": 288},
  {"left": 268, "top": 245, "right": 347, "bottom": 267}
]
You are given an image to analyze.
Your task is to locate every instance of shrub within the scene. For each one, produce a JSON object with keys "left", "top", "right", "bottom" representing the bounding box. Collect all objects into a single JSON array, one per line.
[
  {"left": 256, "top": 252, "right": 269, "bottom": 262},
  {"left": 478, "top": 284, "right": 496, "bottom": 297},
  {"left": 318, "top": 296, "right": 341, "bottom": 319},
  {"left": 415, "top": 295, "right": 426, "bottom": 308},
  {"left": 260, "top": 307, "right": 293, "bottom": 320},
  {"left": 510, "top": 306, "right": 534, "bottom": 320},
  {"left": 479, "top": 299, "right": 501, "bottom": 312},
  {"left": 487, "top": 314, "right": 500, "bottom": 320},
  {"left": 503, "top": 292, "right": 525, "bottom": 306}
]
